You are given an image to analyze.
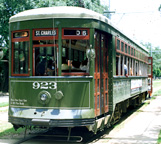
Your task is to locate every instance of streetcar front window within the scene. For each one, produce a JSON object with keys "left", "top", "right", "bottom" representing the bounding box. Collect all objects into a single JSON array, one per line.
[
  {"left": 34, "top": 46, "right": 57, "bottom": 76},
  {"left": 62, "top": 40, "right": 89, "bottom": 75},
  {"left": 12, "top": 41, "right": 29, "bottom": 75}
]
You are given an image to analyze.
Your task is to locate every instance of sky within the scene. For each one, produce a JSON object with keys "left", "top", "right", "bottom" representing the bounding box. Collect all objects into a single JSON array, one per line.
[{"left": 100, "top": 0, "right": 161, "bottom": 48}]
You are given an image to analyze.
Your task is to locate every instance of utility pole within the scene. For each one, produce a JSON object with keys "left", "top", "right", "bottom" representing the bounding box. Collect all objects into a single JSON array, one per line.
[
  {"left": 103, "top": 0, "right": 115, "bottom": 19},
  {"left": 109, "top": 0, "right": 111, "bottom": 19}
]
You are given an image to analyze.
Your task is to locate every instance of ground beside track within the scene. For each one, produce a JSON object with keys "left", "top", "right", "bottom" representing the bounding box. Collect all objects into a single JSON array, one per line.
[{"left": 89, "top": 96, "right": 161, "bottom": 144}]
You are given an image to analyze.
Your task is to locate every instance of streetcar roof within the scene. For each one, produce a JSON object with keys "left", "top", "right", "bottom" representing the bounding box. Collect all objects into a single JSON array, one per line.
[
  {"left": 9, "top": 6, "right": 148, "bottom": 53},
  {"left": 10, "top": 6, "right": 110, "bottom": 24}
]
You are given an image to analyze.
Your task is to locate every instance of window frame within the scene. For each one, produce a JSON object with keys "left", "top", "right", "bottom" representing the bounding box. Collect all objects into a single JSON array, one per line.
[
  {"left": 61, "top": 28, "right": 90, "bottom": 76},
  {"left": 115, "top": 37, "right": 148, "bottom": 77},
  {"left": 61, "top": 39, "right": 90, "bottom": 76},
  {"left": 32, "top": 44, "right": 59, "bottom": 76},
  {"left": 116, "top": 37, "right": 148, "bottom": 63},
  {"left": 33, "top": 28, "right": 58, "bottom": 40},
  {"left": 62, "top": 28, "right": 90, "bottom": 40},
  {"left": 32, "top": 28, "right": 59, "bottom": 76},
  {"left": 11, "top": 30, "right": 30, "bottom": 76}
]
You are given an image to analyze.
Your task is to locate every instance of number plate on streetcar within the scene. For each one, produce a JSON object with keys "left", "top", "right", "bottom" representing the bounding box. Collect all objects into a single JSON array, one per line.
[{"left": 32, "top": 81, "right": 57, "bottom": 90}]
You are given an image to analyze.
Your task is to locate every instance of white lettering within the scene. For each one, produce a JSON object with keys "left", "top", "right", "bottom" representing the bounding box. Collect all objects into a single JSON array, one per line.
[
  {"left": 76, "top": 30, "right": 81, "bottom": 35},
  {"left": 82, "top": 30, "right": 87, "bottom": 36},
  {"left": 33, "top": 81, "right": 40, "bottom": 89},
  {"left": 32, "top": 81, "right": 57, "bottom": 90},
  {"left": 35, "top": 31, "right": 40, "bottom": 36},
  {"left": 35, "top": 30, "right": 56, "bottom": 36},
  {"left": 40, "top": 82, "right": 48, "bottom": 89}
]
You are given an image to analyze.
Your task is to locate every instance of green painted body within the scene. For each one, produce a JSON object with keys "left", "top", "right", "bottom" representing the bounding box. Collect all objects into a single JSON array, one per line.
[
  {"left": 10, "top": 77, "right": 92, "bottom": 108},
  {"left": 113, "top": 77, "right": 148, "bottom": 104}
]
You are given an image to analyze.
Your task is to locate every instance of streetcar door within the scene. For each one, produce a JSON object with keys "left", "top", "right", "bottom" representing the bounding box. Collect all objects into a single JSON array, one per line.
[
  {"left": 94, "top": 31, "right": 109, "bottom": 116},
  {"left": 148, "top": 57, "right": 153, "bottom": 96}
]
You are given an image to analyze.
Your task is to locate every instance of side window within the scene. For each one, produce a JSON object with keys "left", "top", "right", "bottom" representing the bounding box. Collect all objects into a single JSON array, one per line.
[
  {"left": 116, "top": 54, "right": 119, "bottom": 75},
  {"left": 115, "top": 37, "right": 148, "bottom": 77}
]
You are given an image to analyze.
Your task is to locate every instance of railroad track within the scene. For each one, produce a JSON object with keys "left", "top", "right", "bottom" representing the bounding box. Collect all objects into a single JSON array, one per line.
[{"left": 11, "top": 124, "right": 113, "bottom": 144}]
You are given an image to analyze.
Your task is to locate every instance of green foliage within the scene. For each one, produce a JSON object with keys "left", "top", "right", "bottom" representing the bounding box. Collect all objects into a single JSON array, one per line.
[
  {"left": 159, "top": 4, "right": 161, "bottom": 11},
  {"left": 47, "top": 0, "right": 108, "bottom": 13},
  {"left": 158, "top": 130, "right": 161, "bottom": 144},
  {"left": 141, "top": 42, "right": 161, "bottom": 78},
  {"left": 0, "top": 0, "right": 50, "bottom": 47}
]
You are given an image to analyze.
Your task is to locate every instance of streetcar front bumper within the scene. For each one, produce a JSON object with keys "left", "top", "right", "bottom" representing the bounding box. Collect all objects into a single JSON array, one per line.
[{"left": 9, "top": 107, "right": 95, "bottom": 127}]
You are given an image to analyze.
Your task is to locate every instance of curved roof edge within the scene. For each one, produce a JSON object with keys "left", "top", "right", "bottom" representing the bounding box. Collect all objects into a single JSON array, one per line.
[{"left": 9, "top": 6, "right": 111, "bottom": 24}]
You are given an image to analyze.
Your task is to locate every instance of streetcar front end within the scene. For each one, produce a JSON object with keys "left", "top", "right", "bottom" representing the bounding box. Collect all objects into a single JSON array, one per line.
[{"left": 8, "top": 6, "right": 101, "bottom": 133}]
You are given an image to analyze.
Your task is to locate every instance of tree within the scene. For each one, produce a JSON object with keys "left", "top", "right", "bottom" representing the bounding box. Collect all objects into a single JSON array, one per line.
[
  {"left": 141, "top": 42, "right": 161, "bottom": 78},
  {"left": 159, "top": 4, "right": 161, "bottom": 11},
  {"left": 0, "top": 0, "right": 50, "bottom": 48},
  {"left": 0, "top": 0, "right": 49, "bottom": 92}
]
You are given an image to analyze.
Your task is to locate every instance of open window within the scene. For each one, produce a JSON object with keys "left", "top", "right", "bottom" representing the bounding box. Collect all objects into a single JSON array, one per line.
[
  {"left": 61, "top": 28, "right": 90, "bottom": 76},
  {"left": 61, "top": 39, "right": 89, "bottom": 76}
]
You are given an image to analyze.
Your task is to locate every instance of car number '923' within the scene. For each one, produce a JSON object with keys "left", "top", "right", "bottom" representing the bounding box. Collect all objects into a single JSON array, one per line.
[{"left": 32, "top": 81, "right": 57, "bottom": 89}]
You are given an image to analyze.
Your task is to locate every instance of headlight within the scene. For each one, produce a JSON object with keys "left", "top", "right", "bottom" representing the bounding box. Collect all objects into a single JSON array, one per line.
[
  {"left": 38, "top": 91, "right": 51, "bottom": 105},
  {"left": 40, "top": 93, "right": 47, "bottom": 101}
]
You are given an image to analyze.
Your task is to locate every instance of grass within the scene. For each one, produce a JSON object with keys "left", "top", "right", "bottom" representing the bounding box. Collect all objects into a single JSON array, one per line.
[
  {"left": 158, "top": 130, "right": 161, "bottom": 144},
  {"left": 153, "top": 89, "right": 161, "bottom": 96},
  {"left": 153, "top": 79, "right": 161, "bottom": 87},
  {"left": 152, "top": 80, "right": 161, "bottom": 96},
  {"left": 0, "top": 101, "right": 25, "bottom": 138},
  {"left": 0, "top": 123, "right": 13, "bottom": 137},
  {"left": 0, "top": 102, "right": 9, "bottom": 108},
  {"left": 153, "top": 80, "right": 161, "bottom": 143},
  {"left": 0, "top": 102, "right": 9, "bottom": 112},
  {"left": 0, "top": 123, "right": 25, "bottom": 138}
]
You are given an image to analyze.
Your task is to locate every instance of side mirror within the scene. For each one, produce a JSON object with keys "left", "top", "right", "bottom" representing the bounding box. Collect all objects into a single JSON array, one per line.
[
  {"left": 86, "top": 49, "right": 95, "bottom": 60},
  {"left": 0, "top": 47, "right": 3, "bottom": 60}
]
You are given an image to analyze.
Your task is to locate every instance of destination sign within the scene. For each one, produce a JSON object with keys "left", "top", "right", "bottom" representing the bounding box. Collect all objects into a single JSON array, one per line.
[
  {"left": 13, "top": 31, "right": 28, "bottom": 38},
  {"left": 64, "top": 30, "right": 88, "bottom": 36},
  {"left": 35, "top": 30, "right": 57, "bottom": 37}
]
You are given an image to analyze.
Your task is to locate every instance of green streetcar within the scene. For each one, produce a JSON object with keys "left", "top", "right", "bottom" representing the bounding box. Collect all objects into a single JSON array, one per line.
[{"left": 9, "top": 6, "right": 153, "bottom": 138}]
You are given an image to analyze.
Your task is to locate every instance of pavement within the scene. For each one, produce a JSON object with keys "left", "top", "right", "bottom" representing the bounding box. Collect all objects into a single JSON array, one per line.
[{"left": 92, "top": 96, "right": 161, "bottom": 144}]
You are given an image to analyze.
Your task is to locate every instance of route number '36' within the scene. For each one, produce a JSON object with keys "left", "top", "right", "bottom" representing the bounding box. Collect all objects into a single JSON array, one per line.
[{"left": 33, "top": 81, "right": 57, "bottom": 90}]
